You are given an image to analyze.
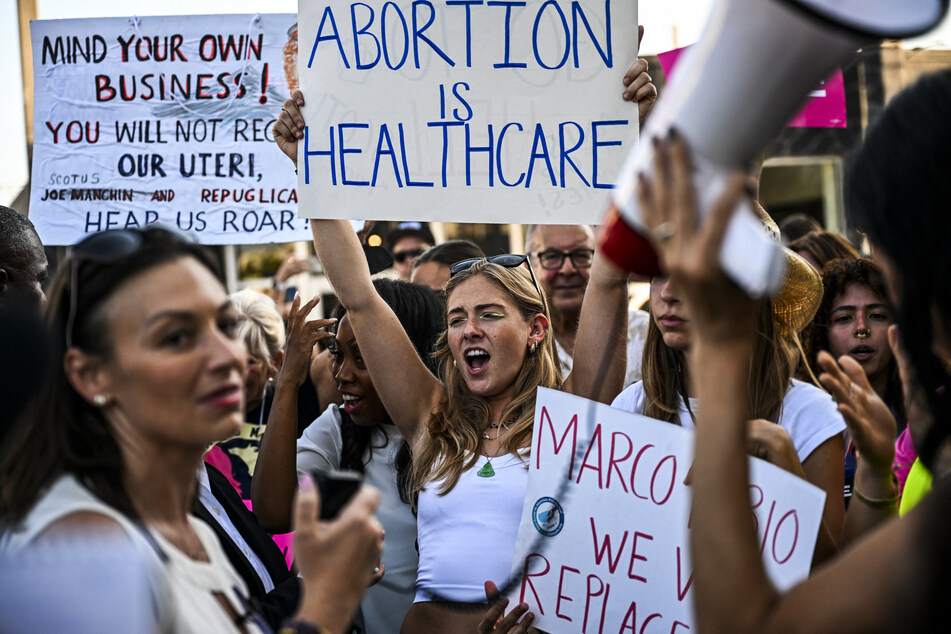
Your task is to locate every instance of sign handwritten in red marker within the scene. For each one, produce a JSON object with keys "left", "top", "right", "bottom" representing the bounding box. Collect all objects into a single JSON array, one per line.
[{"left": 506, "top": 388, "right": 825, "bottom": 633}]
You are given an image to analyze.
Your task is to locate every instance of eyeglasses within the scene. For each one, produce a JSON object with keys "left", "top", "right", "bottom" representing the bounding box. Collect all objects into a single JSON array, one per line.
[
  {"left": 65, "top": 225, "right": 195, "bottom": 349},
  {"left": 449, "top": 254, "right": 542, "bottom": 299},
  {"left": 532, "top": 248, "right": 595, "bottom": 270},
  {"left": 393, "top": 248, "right": 425, "bottom": 264}
]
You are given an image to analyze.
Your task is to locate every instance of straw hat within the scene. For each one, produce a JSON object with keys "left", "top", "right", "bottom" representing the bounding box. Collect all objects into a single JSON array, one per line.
[{"left": 751, "top": 201, "right": 823, "bottom": 337}]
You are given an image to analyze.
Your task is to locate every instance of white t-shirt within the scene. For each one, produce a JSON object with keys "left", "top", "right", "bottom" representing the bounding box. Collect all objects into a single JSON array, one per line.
[
  {"left": 556, "top": 307, "right": 650, "bottom": 388},
  {"left": 0, "top": 475, "right": 261, "bottom": 634},
  {"left": 297, "top": 405, "right": 417, "bottom": 634},
  {"left": 611, "top": 379, "right": 845, "bottom": 463},
  {"left": 414, "top": 451, "right": 528, "bottom": 603}
]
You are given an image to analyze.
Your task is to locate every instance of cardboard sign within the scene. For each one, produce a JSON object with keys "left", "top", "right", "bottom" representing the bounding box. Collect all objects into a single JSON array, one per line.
[
  {"left": 297, "top": 0, "right": 639, "bottom": 224},
  {"left": 507, "top": 388, "right": 825, "bottom": 633},
  {"left": 30, "top": 15, "right": 307, "bottom": 245}
]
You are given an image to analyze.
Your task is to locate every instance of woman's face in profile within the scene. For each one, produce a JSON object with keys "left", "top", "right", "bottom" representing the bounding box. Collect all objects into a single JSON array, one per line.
[{"left": 93, "top": 257, "right": 247, "bottom": 450}]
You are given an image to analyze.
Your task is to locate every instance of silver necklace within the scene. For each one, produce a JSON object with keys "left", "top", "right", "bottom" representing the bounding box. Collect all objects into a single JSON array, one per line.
[{"left": 478, "top": 416, "right": 517, "bottom": 477}]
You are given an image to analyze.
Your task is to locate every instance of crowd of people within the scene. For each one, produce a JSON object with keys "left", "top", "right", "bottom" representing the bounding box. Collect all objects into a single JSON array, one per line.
[{"left": 2, "top": 19, "right": 951, "bottom": 634}]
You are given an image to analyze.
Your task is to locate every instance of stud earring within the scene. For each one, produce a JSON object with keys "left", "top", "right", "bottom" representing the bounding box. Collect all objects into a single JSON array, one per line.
[{"left": 93, "top": 394, "right": 107, "bottom": 407}]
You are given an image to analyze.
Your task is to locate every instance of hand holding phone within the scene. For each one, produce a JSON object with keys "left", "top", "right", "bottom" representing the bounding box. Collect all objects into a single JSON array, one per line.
[{"left": 311, "top": 468, "right": 363, "bottom": 520}]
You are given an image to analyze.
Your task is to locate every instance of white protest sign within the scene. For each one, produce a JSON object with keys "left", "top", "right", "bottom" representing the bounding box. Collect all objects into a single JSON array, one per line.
[
  {"left": 297, "top": 0, "right": 638, "bottom": 224},
  {"left": 507, "top": 388, "right": 825, "bottom": 633},
  {"left": 30, "top": 15, "right": 307, "bottom": 246}
]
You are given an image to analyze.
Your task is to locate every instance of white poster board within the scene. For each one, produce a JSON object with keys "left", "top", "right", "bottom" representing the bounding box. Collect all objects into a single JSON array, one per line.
[
  {"left": 30, "top": 15, "right": 306, "bottom": 245},
  {"left": 297, "top": 0, "right": 639, "bottom": 224},
  {"left": 507, "top": 388, "right": 826, "bottom": 633}
]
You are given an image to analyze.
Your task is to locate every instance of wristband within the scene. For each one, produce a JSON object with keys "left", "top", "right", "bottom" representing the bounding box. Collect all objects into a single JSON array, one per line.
[{"left": 853, "top": 475, "right": 900, "bottom": 508}]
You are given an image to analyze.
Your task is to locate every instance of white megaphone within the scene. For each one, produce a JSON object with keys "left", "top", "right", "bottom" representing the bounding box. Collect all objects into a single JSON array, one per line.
[{"left": 600, "top": 0, "right": 947, "bottom": 297}]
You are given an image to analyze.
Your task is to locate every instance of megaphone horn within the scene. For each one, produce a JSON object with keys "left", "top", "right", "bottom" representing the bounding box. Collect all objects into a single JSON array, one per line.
[{"left": 600, "top": 0, "right": 948, "bottom": 297}]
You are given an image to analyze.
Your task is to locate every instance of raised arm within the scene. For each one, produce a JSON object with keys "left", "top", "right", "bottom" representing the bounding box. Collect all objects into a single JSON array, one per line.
[
  {"left": 253, "top": 294, "right": 332, "bottom": 533},
  {"left": 561, "top": 241, "right": 629, "bottom": 404},
  {"left": 639, "top": 131, "right": 951, "bottom": 632},
  {"left": 274, "top": 91, "right": 443, "bottom": 450}
]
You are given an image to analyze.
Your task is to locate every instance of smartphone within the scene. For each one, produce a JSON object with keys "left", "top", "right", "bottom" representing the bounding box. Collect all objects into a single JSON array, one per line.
[
  {"left": 311, "top": 468, "right": 363, "bottom": 519},
  {"left": 283, "top": 286, "right": 298, "bottom": 303}
]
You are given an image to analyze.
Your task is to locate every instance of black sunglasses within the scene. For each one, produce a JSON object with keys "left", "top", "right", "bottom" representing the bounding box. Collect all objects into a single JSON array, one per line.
[
  {"left": 393, "top": 248, "right": 426, "bottom": 264},
  {"left": 65, "top": 225, "right": 195, "bottom": 349},
  {"left": 449, "top": 254, "right": 542, "bottom": 299}
]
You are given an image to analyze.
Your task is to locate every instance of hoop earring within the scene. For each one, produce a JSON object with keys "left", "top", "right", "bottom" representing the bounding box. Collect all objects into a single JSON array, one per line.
[{"left": 528, "top": 341, "right": 538, "bottom": 355}]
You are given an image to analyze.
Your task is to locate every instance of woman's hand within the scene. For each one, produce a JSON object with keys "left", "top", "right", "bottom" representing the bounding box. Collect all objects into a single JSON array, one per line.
[
  {"left": 817, "top": 350, "right": 896, "bottom": 476},
  {"left": 746, "top": 419, "right": 806, "bottom": 479},
  {"left": 637, "top": 131, "right": 754, "bottom": 345},
  {"left": 275, "top": 254, "right": 309, "bottom": 286},
  {"left": 622, "top": 27, "right": 658, "bottom": 125},
  {"left": 280, "top": 294, "right": 336, "bottom": 389},
  {"left": 275, "top": 90, "right": 306, "bottom": 167},
  {"left": 293, "top": 473, "right": 384, "bottom": 633},
  {"left": 478, "top": 581, "right": 536, "bottom": 634}
]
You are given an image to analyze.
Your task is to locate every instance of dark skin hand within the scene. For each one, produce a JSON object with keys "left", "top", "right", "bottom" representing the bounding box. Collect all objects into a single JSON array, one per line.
[{"left": 477, "top": 581, "right": 536, "bottom": 634}]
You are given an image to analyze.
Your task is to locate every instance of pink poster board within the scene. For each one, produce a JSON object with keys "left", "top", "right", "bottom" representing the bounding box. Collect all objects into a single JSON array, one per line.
[{"left": 656, "top": 46, "right": 846, "bottom": 128}]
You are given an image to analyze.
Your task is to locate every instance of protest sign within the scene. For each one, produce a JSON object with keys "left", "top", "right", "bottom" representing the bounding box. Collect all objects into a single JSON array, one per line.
[
  {"left": 507, "top": 388, "right": 825, "bottom": 633},
  {"left": 30, "top": 14, "right": 307, "bottom": 246},
  {"left": 297, "top": 0, "right": 639, "bottom": 224},
  {"left": 656, "top": 45, "right": 846, "bottom": 129}
]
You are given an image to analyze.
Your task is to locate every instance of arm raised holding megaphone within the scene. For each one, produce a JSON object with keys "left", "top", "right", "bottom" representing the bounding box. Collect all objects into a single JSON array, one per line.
[{"left": 600, "top": 0, "right": 947, "bottom": 299}]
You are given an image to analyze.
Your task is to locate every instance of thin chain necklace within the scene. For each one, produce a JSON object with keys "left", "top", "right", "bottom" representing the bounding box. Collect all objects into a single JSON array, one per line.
[{"left": 478, "top": 415, "right": 517, "bottom": 477}]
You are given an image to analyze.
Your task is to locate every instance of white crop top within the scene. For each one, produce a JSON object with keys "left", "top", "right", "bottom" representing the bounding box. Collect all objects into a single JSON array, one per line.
[{"left": 414, "top": 451, "right": 528, "bottom": 603}]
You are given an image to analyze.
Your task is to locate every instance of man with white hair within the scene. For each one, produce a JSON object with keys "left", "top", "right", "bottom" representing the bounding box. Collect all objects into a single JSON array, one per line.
[{"left": 526, "top": 224, "right": 649, "bottom": 387}]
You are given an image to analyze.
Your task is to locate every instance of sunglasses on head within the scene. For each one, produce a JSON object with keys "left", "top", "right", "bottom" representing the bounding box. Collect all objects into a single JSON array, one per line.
[
  {"left": 449, "top": 254, "right": 542, "bottom": 299},
  {"left": 65, "top": 225, "right": 196, "bottom": 349},
  {"left": 393, "top": 248, "right": 425, "bottom": 264}
]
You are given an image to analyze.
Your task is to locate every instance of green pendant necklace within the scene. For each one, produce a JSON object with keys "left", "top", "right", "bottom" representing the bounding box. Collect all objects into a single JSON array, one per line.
[{"left": 478, "top": 416, "right": 516, "bottom": 478}]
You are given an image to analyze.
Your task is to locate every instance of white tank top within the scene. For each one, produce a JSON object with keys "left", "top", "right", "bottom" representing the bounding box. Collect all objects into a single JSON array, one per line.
[{"left": 414, "top": 451, "right": 528, "bottom": 603}]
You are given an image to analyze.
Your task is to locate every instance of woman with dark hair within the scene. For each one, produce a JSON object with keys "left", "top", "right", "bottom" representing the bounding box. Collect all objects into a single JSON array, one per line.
[
  {"left": 410, "top": 240, "right": 486, "bottom": 293},
  {"left": 640, "top": 69, "right": 951, "bottom": 631},
  {"left": 811, "top": 258, "right": 903, "bottom": 421},
  {"left": 275, "top": 90, "right": 628, "bottom": 633},
  {"left": 788, "top": 230, "right": 860, "bottom": 271},
  {"left": 254, "top": 278, "right": 444, "bottom": 633},
  {"left": 0, "top": 226, "right": 383, "bottom": 633}
]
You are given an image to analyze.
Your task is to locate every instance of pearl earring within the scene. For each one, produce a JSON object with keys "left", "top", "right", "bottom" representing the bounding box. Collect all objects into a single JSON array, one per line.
[{"left": 93, "top": 394, "right": 107, "bottom": 407}]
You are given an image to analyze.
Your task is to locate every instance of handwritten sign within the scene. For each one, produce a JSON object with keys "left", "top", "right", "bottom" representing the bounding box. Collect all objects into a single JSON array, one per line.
[
  {"left": 507, "top": 388, "right": 825, "bottom": 633},
  {"left": 29, "top": 15, "right": 308, "bottom": 245},
  {"left": 297, "top": 0, "right": 638, "bottom": 224}
]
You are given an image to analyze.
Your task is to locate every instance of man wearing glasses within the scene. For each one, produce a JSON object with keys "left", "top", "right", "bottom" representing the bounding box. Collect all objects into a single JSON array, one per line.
[{"left": 526, "top": 224, "right": 648, "bottom": 387}]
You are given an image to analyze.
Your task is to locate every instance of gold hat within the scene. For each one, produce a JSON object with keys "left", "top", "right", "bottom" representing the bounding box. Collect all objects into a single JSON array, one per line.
[{"left": 751, "top": 201, "right": 823, "bottom": 337}]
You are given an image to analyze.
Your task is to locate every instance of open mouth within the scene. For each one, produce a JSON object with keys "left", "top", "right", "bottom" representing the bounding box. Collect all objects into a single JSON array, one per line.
[
  {"left": 465, "top": 349, "right": 490, "bottom": 373},
  {"left": 340, "top": 393, "right": 363, "bottom": 413},
  {"left": 850, "top": 345, "right": 875, "bottom": 362}
]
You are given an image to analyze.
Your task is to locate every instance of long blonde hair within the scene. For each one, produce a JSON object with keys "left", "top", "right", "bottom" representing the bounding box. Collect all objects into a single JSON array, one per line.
[
  {"left": 641, "top": 298, "right": 794, "bottom": 425},
  {"left": 411, "top": 260, "right": 562, "bottom": 498}
]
